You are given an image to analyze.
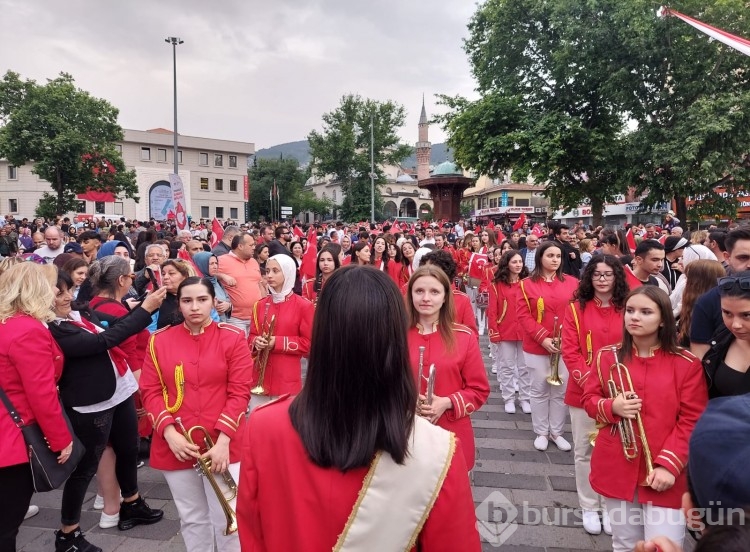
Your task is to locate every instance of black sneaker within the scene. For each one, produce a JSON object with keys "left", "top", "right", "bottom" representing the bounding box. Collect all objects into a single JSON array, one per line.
[
  {"left": 54, "top": 528, "right": 102, "bottom": 552},
  {"left": 118, "top": 496, "right": 164, "bottom": 531}
]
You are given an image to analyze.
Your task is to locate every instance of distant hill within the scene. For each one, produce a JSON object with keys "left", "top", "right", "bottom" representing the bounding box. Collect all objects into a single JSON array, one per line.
[{"left": 255, "top": 140, "right": 453, "bottom": 168}]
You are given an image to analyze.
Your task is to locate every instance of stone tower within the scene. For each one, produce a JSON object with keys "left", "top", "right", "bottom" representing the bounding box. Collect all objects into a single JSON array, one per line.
[{"left": 416, "top": 96, "right": 431, "bottom": 182}]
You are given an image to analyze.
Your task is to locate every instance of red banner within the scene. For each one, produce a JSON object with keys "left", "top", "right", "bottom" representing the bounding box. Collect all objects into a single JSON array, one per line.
[{"left": 244, "top": 175, "right": 249, "bottom": 201}]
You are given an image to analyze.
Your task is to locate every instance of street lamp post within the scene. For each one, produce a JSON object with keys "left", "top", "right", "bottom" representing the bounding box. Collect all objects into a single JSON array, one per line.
[
  {"left": 370, "top": 112, "right": 375, "bottom": 223},
  {"left": 165, "top": 37, "right": 184, "bottom": 176}
]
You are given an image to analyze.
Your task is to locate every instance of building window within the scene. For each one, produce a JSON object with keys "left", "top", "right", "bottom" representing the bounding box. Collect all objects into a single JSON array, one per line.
[
  {"left": 177, "top": 150, "right": 183, "bottom": 164},
  {"left": 229, "top": 179, "right": 238, "bottom": 192},
  {"left": 215, "top": 178, "right": 223, "bottom": 191},
  {"left": 516, "top": 198, "right": 530, "bottom": 207},
  {"left": 489, "top": 198, "right": 497, "bottom": 208},
  {"left": 115, "top": 144, "right": 122, "bottom": 154},
  {"left": 140, "top": 147, "right": 151, "bottom": 161},
  {"left": 8, "top": 166, "right": 17, "bottom": 180},
  {"left": 229, "top": 155, "right": 237, "bottom": 168},
  {"left": 214, "top": 154, "right": 223, "bottom": 167},
  {"left": 506, "top": 197, "right": 514, "bottom": 206},
  {"left": 200, "top": 177, "right": 209, "bottom": 190},
  {"left": 201, "top": 206, "right": 209, "bottom": 218},
  {"left": 333, "top": 189, "right": 337, "bottom": 201},
  {"left": 76, "top": 201, "right": 86, "bottom": 213},
  {"left": 114, "top": 202, "right": 124, "bottom": 215},
  {"left": 157, "top": 148, "right": 167, "bottom": 162},
  {"left": 8, "top": 199, "right": 18, "bottom": 213},
  {"left": 230, "top": 207, "right": 238, "bottom": 219},
  {"left": 95, "top": 201, "right": 105, "bottom": 214},
  {"left": 199, "top": 152, "right": 208, "bottom": 166},
  {"left": 216, "top": 206, "right": 224, "bottom": 219}
]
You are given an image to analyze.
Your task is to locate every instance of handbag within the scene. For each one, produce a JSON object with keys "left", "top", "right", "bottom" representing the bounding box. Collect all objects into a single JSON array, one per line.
[{"left": 0, "top": 388, "right": 85, "bottom": 492}]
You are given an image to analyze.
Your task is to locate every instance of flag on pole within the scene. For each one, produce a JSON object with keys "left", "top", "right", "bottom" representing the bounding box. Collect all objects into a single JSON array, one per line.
[
  {"left": 513, "top": 213, "right": 527, "bottom": 231},
  {"left": 210, "top": 218, "right": 224, "bottom": 249},
  {"left": 389, "top": 217, "right": 399, "bottom": 234},
  {"left": 659, "top": 7, "right": 750, "bottom": 57},
  {"left": 625, "top": 227, "right": 637, "bottom": 253},
  {"left": 299, "top": 226, "right": 318, "bottom": 281},
  {"left": 531, "top": 224, "right": 545, "bottom": 237}
]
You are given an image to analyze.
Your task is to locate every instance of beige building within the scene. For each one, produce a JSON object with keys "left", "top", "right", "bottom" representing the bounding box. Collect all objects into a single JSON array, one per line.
[
  {"left": 0, "top": 128, "right": 254, "bottom": 222},
  {"left": 462, "top": 174, "right": 549, "bottom": 221}
]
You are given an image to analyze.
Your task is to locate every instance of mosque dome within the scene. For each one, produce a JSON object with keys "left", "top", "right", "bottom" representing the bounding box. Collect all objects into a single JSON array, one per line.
[
  {"left": 396, "top": 174, "right": 415, "bottom": 183},
  {"left": 432, "top": 161, "right": 462, "bottom": 176}
]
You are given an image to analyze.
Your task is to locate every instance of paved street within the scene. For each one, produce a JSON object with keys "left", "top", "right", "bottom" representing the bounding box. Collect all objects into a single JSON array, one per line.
[{"left": 17, "top": 336, "right": 693, "bottom": 551}]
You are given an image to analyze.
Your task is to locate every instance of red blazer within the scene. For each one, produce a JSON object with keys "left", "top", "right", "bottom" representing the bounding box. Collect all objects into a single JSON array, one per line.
[
  {"left": 1, "top": 314, "right": 70, "bottom": 468},
  {"left": 238, "top": 397, "right": 481, "bottom": 552},
  {"left": 561, "top": 299, "right": 624, "bottom": 408},
  {"left": 516, "top": 276, "right": 579, "bottom": 356},
  {"left": 479, "top": 264, "right": 496, "bottom": 293},
  {"left": 487, "top": 281, "right": 523, "bottom": 342},
  {"left": 397, "top": 263, "right": 413, "bottom": 288},
  {"left": 140, "top": 322, "right": 252, "bottom": 471},
  {"left": 301, "top": 280, "right": 316, "bottom": 304},
  {"left": 453, "top": 291, "right": 478, "bottom": 336},
  {"left": 582, "top": 346, "right": 707, "bottom": 508},
  {"left": 407, "top": 324, "right": 490, "bottom": 469},
  {"left": 248, "top": 294, "right": 314, "bottom": 396},
  {"left": 387, "top": 260, "right": 403, "bottom": 286}
]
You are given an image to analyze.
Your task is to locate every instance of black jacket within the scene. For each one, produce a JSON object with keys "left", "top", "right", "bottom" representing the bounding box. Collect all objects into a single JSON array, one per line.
[
  {"left": 553, "top": 239, "right": 582, "bottom": 278},
  {"left": 49, "top": 306, "right": 153, "bottom": 408}
]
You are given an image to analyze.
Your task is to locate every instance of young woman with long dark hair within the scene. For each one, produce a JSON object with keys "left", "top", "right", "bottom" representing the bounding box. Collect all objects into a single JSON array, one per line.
[{"left": 302, "top": 245, "right": 341, "bottom": 304}]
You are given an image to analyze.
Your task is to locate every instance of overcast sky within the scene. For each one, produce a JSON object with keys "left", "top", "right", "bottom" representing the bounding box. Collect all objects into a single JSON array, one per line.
[{"left": 0, "top": 0, "right": 479, "bottom": 150}]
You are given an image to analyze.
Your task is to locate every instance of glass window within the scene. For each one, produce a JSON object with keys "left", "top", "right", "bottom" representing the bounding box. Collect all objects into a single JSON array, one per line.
[
  {"left": 215, "top": 179, "right": 223, "bottom": 191},
  {"left": 515, "top": 198, "right": 530, "bottom": 207},
  {"left": 140, "top": 147, "right": 151, "bottom": 161},
  {"left": 8, "top": 166, "right": 18, "bottom": 180},
  {"left": 114, "top": 202, "right": 124, "bottom": 215},
  {"left": 216, "top": 206, "right": 224, "bottom": 219},
  {"left": 230, "top": 207, "right": 238, "bottom": 219},
  {"left": 214, "top": 154, "right": 223, "bottom": 167},
  {"left": 76, "top": 201, "right": 86, "bottom": 213},
  {"left": 199, "top": 152, "right": 208, "bottom": 166},
  {"left": 8, "top": 199, "right": 18, "bottom": 213},
  {"left": 115, "top": 144, "right": 122, "bottom": 154},
  {"left": 157, "top": 148, "right": 167, "bottom": 162},
  {"left": 229, "top": 179, "right": 238, "bottom": 192},
  {"left": 201, "top": 206, "right": 209, "bottom": 218},
  {"left": 229, "top": 155, "right": 237, "bottom": 168},
  {"left": 95, "top": 201, "right": 105, "bottom": 214},
  {"left": 332, "top": 189, "right": 337, "bottom": 201},
  {"left": 200, "top": 177, "right": 209, "bottom": 190},
  {"left": 177, "top": 150, "right": 183, "bottom": 164}
]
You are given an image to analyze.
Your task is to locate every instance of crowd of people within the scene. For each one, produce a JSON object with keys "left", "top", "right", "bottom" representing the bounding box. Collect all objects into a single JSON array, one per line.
[{"left": 0, "top": 210, "right": 749, "bottom": 552}]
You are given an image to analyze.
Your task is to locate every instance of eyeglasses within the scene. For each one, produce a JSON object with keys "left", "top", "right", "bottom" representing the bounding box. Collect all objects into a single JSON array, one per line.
[
  {"left": 718, "top": 276, "right": 750, "bottom": 291},
  {"left": 593, "top": 272, "right": 615, "bottom": 280}
]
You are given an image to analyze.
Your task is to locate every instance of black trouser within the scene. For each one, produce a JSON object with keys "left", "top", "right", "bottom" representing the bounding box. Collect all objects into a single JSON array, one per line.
[
  {"left": 60, "top": 395, "right": 139, "bottom": 526},
  {"left": 0, "top": 463, "right": 33, "bottom": 552}
]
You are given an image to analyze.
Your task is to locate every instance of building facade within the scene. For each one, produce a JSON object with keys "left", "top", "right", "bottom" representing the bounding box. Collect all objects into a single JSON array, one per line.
[{"left": 0, "top": 128, "right": 254, "bottom": 222}]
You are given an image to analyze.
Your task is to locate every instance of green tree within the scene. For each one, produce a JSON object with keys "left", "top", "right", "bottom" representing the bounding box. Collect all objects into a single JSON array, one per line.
[
  {"left": 308, "top": 95, "right": 412, "bottom": 222},
  {"left": 438, "top": 0, "right": 630, "bottom": 226},
  {"left": 0, "top": 71, "right": 137, "bottom": 216}
]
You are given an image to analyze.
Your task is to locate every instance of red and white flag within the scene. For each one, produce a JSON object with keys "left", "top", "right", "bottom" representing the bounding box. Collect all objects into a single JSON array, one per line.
[
  {"left": 625, "top": 227, "right": 637, "bottom": 253},
  {"left": 659, "top": 7, "right": 750, "bottom": 57},
  {"left": 531, "top": 224, "right": 545, "bottom": 237},
  {"left": 513, "top": 213, "right": 527, "bottom": 231},
  {"left": 210, "top": 218, "right": 224, "bottom": 249},
  {"left": 389, "top": 218, "right": 400, "bottom": 234},
  {"left": 299, "top": 226, "right": 318, "bottom": 282}
]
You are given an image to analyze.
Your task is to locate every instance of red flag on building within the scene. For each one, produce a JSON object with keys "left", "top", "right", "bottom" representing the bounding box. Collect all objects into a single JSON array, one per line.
[
  {"left": 513, "top": 213, "right": 527, "bottom": 231},
  {"left": 210, "top": 218, "right": 224, "bottom": 249},
  {"left": 299, "top": 226, "right": 318, "bottom": 281}
]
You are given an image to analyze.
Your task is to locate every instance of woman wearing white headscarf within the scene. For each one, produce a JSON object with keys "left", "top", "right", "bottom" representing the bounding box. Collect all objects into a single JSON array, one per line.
[
  {"left": 671, "top": 243, "right": 718, "bottom": 318},
  {"left": 248, "top": 255, "right": 315, "bottom": 410}
]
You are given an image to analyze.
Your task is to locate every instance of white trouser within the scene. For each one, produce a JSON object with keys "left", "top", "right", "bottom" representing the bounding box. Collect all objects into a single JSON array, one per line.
[
  {"left": 524, "top": 352, "right": 569, "bottom": 437},
  {"left": 491, "top": 341, "right": 530, "bottom": 402},
  {"left": 476, "top": 307, "right": 486, "bottom": 335},
  {"left": 605, "top": 495, "right": 685, "bottom": 552},
  {"left": 162, "top": 462, "right": 241, "bottom": 552},
  {"left": 249, "top": 394, "right": 279, "bottom": 412},
  {"left": 569, "top": 406, "right": 604, "bottom": 511},
  {"left": 226, "top": 316, "right": 250, "bottom": 337}
]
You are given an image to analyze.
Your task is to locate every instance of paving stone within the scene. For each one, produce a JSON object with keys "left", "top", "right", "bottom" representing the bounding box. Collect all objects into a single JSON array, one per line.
[
  {"left": 21, "top": 507, "right": 99, "bottom": 531},
  {"left": 139, "top": 482, "right": 175, "bottom": 500},
  {"left": 90, "top": 517, "right": 181, "bottom": 541},
  {"left": 473, "top": 472, "right": 548, "bottom": 491},
  {"left": 546, "top": 451, "right": 575, "bottom": 465},
  {"left": 549, "top": 476, "right": 578, "bottom": 492},
  {"left": 477, "top": 448, "right": 550, "bottom": 463},
  {"left": 474, "top": 459, "right": 575, "bottom": 478},
  {"left": 510, "top": 488, "right": 582, "bottom": 509},
  {"left": 474, "top": 427, "right": 537, "bottom": 439}
]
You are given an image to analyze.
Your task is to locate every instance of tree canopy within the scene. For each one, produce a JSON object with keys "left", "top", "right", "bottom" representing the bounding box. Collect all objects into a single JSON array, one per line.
[
  {"left": 308, "top": 94, "right": 412, "bottom": 222},
  {"left": 0, "top": 71, "right": 137, "bottom": 216}
]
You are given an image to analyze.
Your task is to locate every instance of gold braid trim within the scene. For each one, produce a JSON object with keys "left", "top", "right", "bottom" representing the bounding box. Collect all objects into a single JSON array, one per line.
[
  {"left": 536, "top": 297, "right": 545, "bottom": 324},
  {"left": 333, "top": 452, "right": 382, "bottom": 551},
  {"left": 585, "top": 331, "right": 593, "bottom": 365},
  {"left": 148, "top": 333, "right": 184, "bottom": 414}
]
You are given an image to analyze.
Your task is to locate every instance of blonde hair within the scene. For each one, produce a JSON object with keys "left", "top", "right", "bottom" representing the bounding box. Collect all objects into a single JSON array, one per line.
[
  {"left": 0, "top": 262, "right": 56, "bottom": 323},
  {"left": 691, "top": 230, "right": 707, "bottom": 245},
  {"left": 0, "top": 256, "right": 23, "bottom": 277}
]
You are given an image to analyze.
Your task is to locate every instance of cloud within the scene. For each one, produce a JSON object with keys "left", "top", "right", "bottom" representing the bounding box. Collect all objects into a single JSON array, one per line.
[{"left": 0, "top": 0, "right": 478, "bottom": 148}]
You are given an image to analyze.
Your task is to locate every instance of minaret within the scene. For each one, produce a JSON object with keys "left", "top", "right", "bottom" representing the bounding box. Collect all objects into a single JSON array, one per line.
[{"left": 416, "top": 95, "right": 431, "bottom": 182}]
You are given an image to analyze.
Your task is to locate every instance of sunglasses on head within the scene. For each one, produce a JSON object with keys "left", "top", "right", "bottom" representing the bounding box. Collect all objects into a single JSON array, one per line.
[{"left": 718, "top": 276, "right": 750, "bottom": 291}]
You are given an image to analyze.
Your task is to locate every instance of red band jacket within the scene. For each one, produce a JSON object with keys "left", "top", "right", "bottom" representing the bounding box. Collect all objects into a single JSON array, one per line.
[
  {"left": 407, "top": 324, "right": 490, "bottom": 469},
  {"left": 516, "top": 276, "right": 579, "bottom": 356},
  {"left": 140, "top": 322, "right": 252, "bottom": 471},
  {"left": 582, "top": 346, "right": 707, "bottom": 508},
  {"left": 487, "top": 281, "right": 523, "bottom": 343},
  {"left": 248, "top": 294, "right": 314, "bottom": 396},
  {"left": 561, "top": 299, "right": 624, "bottom": 408}
]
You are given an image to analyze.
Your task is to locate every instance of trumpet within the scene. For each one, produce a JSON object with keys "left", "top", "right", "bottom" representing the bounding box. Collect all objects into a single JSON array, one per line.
[
  {"left": 175, "top": 417, "right": 238, "bottom": 535},
  {"left": 606, "top": 346, "right": 654, "bottom": 485},
  {"left": 425, "top": 364, "right": 436, "bottom": 405},
  {"left": 252, "top": 302, "right": 276, "bottom": 396},
  {"left": 546, "top": 316, "right": 564, "bottom": 386}
]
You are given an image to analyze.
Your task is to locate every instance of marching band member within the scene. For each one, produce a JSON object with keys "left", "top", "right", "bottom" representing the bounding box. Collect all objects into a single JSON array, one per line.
[
  {"left": 560, "top": 255, "right": 629, "bottom": 536},
  {"left": 302, "top": 245, "right": 341, "bottom": 304},
  {"left": 406, "top": 265, "right": 490, "bottom": 470},
  {"left": 397, "top": 240, "right": 417, "bottom": 287},
  {"left": 248, "top": 255, "right": 314, "bottom": 410},
  {"left": 140, "top": 277, "right": 252, "bottom": 552},
  {"left": 488, "top": 250, "right": 531, "bottom": 414},
  {"left": 516, "top": 241, "right": 579, "bottom": 452},
  {"left": 237, "top": 265, "right": 480, "bottom": 550},
  {"left": 582, "top": 286, "right": 707, "bottom": 551},
  {"left": 419, "top": 249, "right": 478, "bottom": 335}
]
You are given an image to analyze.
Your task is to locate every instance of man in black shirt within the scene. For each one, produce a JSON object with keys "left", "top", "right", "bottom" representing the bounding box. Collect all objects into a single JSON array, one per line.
[{"left": 549, "top": 222, "right": 582, "bottom": 277}]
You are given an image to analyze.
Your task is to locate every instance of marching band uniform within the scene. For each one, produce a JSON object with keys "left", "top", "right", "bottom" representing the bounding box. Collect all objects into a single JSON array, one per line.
[
  {"left": 581, "top": 346, "right": 707, "bottom": 550},
  {"left": 407, "top": 323, "right": 490, "bottom": 469},
  {"left": 453, "top": 290, "right": 479, "bottom": 336},
  {"left": 301, "top": 279, "right": 317, "bottom": 304},
  {"left": 487, "top": 280, "right": 530, "bottom": 409},
  {"left": 237, "top": 396, "right": 481, "bottom": 551},
  {"left": 140, "top": 322, "right": 252, "bottom": 552},
  {"left": 516, "top": 275, "right": 579, "bottom": 444},
  {"left": 561, "top": 299, "right": 623, "bottom": 521}
]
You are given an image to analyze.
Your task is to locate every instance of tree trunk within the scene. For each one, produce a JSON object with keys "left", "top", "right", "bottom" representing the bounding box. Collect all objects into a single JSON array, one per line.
[
  {"left": 674, "top": 195, "right": 688, "bottom": 230},
  {"left": 56, "top": 171, "right": 66, "bottom": 216},
  {"left": 590, "top": 196, "right": 604, "bottom": 228}
]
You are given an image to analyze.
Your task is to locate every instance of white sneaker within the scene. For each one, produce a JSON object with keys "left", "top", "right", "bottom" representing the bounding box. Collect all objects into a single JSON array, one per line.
[
  {"left": 533, "top": 435, "right": 549, "bottom": 451},
  {"left": 24, "top": 505, "right": 39, "bottom": 520},
  {"left": 551, "top": 435, "right": 572, "bottom": 451},
  {"left": 93, "top": 494, "right": 104, "bottom": 510},
  {"left": 520, "top": 400, "right": 531, "bottom": 414},
  {"left": 582, "top": 510, "right": 602, "bottom": 535},
  {"left": 99, "top": 511, "right": 119, "bottom": 529},
  {"left": 602, "top": 510, "right": 612, "bottom": 535},
  {"left": 504, "top": 401, "right": 516, "bottom": 414},
  {"left": 514, "top": 382, "right": 519, "bottom": 392},
  {"left": 491, "top": 367, "right": 497, "bottom": 374}
]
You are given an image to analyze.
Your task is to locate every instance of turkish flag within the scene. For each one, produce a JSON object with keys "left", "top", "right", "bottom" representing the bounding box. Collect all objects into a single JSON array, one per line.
[
  {"left": 210, "top": 218, "right": 224, "bottom": 248},
  {"left": 468, "top": 253, "right": 489, "bottom": 280},
  {"left": 390, "top": 218, "right": 400, "bottom": 234},
  {"left": 299, "top": 226, "right": 318, "bottom": 281},
  {"left": 531, "top": 224, "right": 544, "bottom": 237},
  {"left": 513, "top": 213, "right": 527, "bottom": 231},
  {"left": 625, "top": 228, "right": 637, "bottom": 253}
]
